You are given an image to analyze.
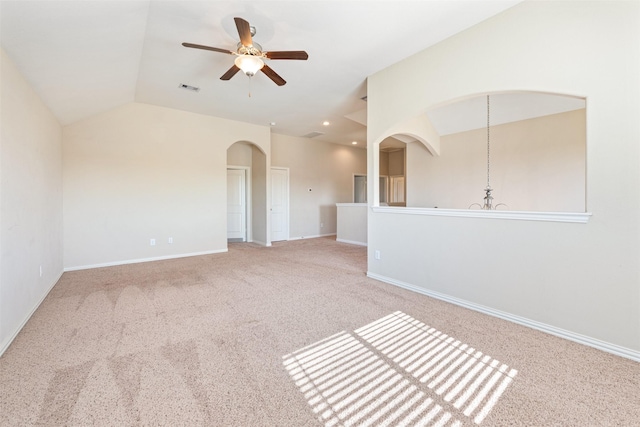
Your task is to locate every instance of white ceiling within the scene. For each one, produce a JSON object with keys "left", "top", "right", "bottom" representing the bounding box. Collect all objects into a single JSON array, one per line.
[{"left": 1, "top": 0, "right": 552, "bottom": 147}]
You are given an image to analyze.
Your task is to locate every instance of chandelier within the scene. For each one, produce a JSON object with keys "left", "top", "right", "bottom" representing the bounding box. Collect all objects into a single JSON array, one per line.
[{"left": 469, "top": 95, "right": 507, "bottom": 210}]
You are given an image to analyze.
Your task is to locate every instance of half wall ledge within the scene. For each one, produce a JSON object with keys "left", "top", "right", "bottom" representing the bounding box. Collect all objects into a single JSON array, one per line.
[{"left": 371, "top": 207, "right": 591, "bottom": 224}]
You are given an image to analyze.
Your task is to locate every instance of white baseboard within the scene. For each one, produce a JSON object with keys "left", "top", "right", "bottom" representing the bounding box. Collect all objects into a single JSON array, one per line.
[
  {"left": 288, "top": 233, "right": 336, "bottom": 241},
  {"left": 367, "top": 272, "right": 640, "bottom": 363},
  {"left": 336, "top": 238, "right": 367, "bottom": 247},
  {"left": 64, "top": 249, "right": 228, "bottom": 272},
  {"left": 0, "top": 270, "right": 64, "bottom": 357}
]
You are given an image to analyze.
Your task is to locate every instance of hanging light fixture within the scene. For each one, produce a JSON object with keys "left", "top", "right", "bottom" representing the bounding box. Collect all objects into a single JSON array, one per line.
[
  {"left": 469, "top": 95, "right": 507, "bottom": 210},
  {"left": 234, "top": 55, "right": 264, "bottom": 77},
  {"left": 234, "top": 54, "right": 265, "bottom": 98}
]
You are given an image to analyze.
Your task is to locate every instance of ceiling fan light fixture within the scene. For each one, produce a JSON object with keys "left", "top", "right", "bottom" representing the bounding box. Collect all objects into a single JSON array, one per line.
[{"left": 234, "top": 55, "right": 264, "bottom": 77}]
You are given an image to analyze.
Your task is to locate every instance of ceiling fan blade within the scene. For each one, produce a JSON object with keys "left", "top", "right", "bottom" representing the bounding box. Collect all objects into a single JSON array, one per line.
[
  {"left": 220, "top": 65, "right": 241, "bottom": 80},
  {"left": 234, "top": 17, "right": 253, "bottom": 46},
  {"left": 265, "top": 51, "right": 309, "bottom": 60},
  {"left": 261, "top": 64, "right": 286, "bottom": 86},
  {"left": 182, "top": 42, "right": 234, "bottom": 55}
]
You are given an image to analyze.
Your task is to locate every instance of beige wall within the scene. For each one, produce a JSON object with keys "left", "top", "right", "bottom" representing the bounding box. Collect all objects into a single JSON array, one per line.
[
  {"left": 63, "top": 103, "right": 363, "bottom": 267},
  {"left": 271, "top": 133, "right": 367, "bottom": 239},
  {"left": 379, "top": 151, "right": 389, "bottom": 177},
  {"left": 227, "top": 141, "right": 252, "bottom": 167},
  {"left": 407, "top": 109, "right": 586, "bottom": 211},
  {"left": 63, "top": 102, "right": 270, "bottom": 269},
  {"left": 367, "top": 1, "right": 640, "bottom": 356},
  {"left": 388, "top": 149, "right": 405, "bottom": 177},
  {"left": 1, "top": 49, "right": 63, "bottom": 354},
  {"left": 336, "top": 204, "right": 368, "bottom": 246},
  {"left": 379, "top": 149, "right": 406, "bottom": 177},
  {"left": 251, "top": 145, "right": 268, "bottom": 245}
]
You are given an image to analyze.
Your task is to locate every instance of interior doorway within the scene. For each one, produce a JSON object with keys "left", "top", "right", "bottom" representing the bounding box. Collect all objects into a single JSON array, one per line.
[
  {"left": 354, "top": 174, "right": 367, "bottom": 203},
  {"left": 227, "top": 141, "right": 268, "bottom": 245}
]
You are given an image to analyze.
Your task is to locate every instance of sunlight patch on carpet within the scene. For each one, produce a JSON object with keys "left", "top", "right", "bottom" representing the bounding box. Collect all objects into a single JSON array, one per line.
[{"left": 283, "top": 311, "right": 517, "bottom": 426}]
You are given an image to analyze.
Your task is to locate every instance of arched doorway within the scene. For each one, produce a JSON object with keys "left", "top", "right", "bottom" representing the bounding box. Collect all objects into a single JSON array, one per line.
[{"left": 226, "top": 141, "right": 268, "bottom": 245}]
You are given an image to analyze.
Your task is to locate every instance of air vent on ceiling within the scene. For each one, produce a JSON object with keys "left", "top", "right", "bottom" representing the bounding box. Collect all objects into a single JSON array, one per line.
[
  {"left": 303, "top": 131, "right": 324, "bottom": 139},
  {"left": 178, "top": 83, "right": 200, "bottom": 92}
]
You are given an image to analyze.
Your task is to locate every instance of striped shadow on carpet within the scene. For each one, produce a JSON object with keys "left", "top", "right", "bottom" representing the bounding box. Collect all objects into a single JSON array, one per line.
[{"left": 283, "top": 311, "right": 517, "bottom": 427}]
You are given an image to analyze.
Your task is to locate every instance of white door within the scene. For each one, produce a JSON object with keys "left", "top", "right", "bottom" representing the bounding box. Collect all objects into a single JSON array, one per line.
[
  {"left": 227, "top": 169, "right": 246, "bottom": 241},
  {"left": 271, "top": 168, "right": 289, "bottom": 242}
]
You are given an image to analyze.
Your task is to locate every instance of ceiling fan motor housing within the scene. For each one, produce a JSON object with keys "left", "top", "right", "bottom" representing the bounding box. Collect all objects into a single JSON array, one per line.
[{"left": 237, "top": 42, "right": 264, "bottom": 57}]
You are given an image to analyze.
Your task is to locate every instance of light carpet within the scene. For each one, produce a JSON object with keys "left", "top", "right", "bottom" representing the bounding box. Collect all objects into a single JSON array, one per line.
[{"left": 1, "top": 237, "right": 638, "bottom": 426}]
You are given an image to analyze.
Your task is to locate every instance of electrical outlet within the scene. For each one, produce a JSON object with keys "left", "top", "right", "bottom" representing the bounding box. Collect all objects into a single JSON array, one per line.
[
  {"left": 150, "top": 238, "right": 156, "bottom": 246},
  {"left": 374, "top": 250, "right": 381, "bottom": 260}
]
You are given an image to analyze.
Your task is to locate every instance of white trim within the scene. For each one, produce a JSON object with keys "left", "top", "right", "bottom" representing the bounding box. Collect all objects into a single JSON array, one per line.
[
  {"left": 366, "top": 272, "right": 640, "bottom": 363},
  {"left": 64, "top": 249, "right": 228, "bottom": 272},
  {"left": 288, "top": 233, "right": 337, "bottom": 241},
  {"left": 336, "top": 203, "right": 368, "bottom": 207},
  {"left": 0, "top": 270, "right": 64, "bottom": 357},
  {"left": 372, "top": 206, "right": 592, "bottom": 224},
  {"left": 336, "top": 238, "right": 367, "bottom": 247},
  {"left": 252, "top": 240, "right": 269, "bottom": 247}
]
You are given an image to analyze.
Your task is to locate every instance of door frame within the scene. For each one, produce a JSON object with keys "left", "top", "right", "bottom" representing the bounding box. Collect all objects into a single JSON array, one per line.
[
  {"left": 227, "top": 166, "right": 252, "bottom": 242},
  {"left": 270, "top": 167, "right": 290, "bottom": 242},
  {"left": 353, "top": 173, "right": 367, "bottom": 203}
]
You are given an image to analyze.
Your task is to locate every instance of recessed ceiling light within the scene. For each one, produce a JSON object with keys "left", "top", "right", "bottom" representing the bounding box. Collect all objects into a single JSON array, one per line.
[
  {"left": 322, "top": 121, "right": 330, "bottom": 126},
  {"left": 352, "top": 141, "right": 358, "bottom": 145},
  {"left": 270, "top": 122, "right": 276, "bottom": 126}
]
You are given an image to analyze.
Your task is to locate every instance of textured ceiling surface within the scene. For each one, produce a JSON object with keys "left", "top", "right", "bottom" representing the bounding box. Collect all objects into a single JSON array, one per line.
[{"left": 3, "top": 1, "right": 579, "bottom": 147}]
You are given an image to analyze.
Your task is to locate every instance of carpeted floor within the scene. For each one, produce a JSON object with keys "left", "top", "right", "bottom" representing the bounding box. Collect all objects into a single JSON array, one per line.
[{"left": 1, "top": 237, "right": 638, "bottom": 426}]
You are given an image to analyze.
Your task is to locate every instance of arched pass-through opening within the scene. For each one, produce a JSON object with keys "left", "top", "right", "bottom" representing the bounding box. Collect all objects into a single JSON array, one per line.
[
  {"left": 370, "top": 112, "right": 439, "bottom": 207},
  {"left": 378, "top": 136, "right": 408, "bottom": 207},
  {"left": 226, "top": 141, "right": 269, "bottom": 245},
  {"left": 372, "top": 91, "right": 588, "bottom": 220}
]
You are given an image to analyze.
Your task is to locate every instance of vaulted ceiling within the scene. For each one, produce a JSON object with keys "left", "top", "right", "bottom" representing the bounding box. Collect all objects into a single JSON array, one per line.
[{"left": 2, "top": 1, "right": 533, "bottom": 146}]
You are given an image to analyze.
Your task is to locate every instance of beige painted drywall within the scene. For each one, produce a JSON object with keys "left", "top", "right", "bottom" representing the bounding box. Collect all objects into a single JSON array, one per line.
[
  {"left": 1, "top": 49, "right": 63, "bottom": 353},
  {"left": 63, "top": 102, "right": 270, "bottom": 269},
  {"left": 270, "top": 133, "right": 366, "bottom": 239},
  {"left": 227, "top": 142, "right": 252, "bottom": 167},
  {"left": 407, "top": 109, "right": 586, "bottom": 211},
  {"left": 367, "top": 1, "right": 640, "bottom": 354},
  {"left": 379, "top": 151, "right": 389, "bottom": 176},
  {"left": 251, "top": 145, "right": 268, "bottom": 245},
  {"left": 388, "top": 149, "right": 405, "bottom": 177},
  {"left": 336, "top": 204, "right": 368, "bottom": 246}
]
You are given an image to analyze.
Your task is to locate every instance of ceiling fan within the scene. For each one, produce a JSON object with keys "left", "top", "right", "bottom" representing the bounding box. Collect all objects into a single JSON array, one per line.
[{"left": 182, "top": 17, "right": 309, "bottom": 86}]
